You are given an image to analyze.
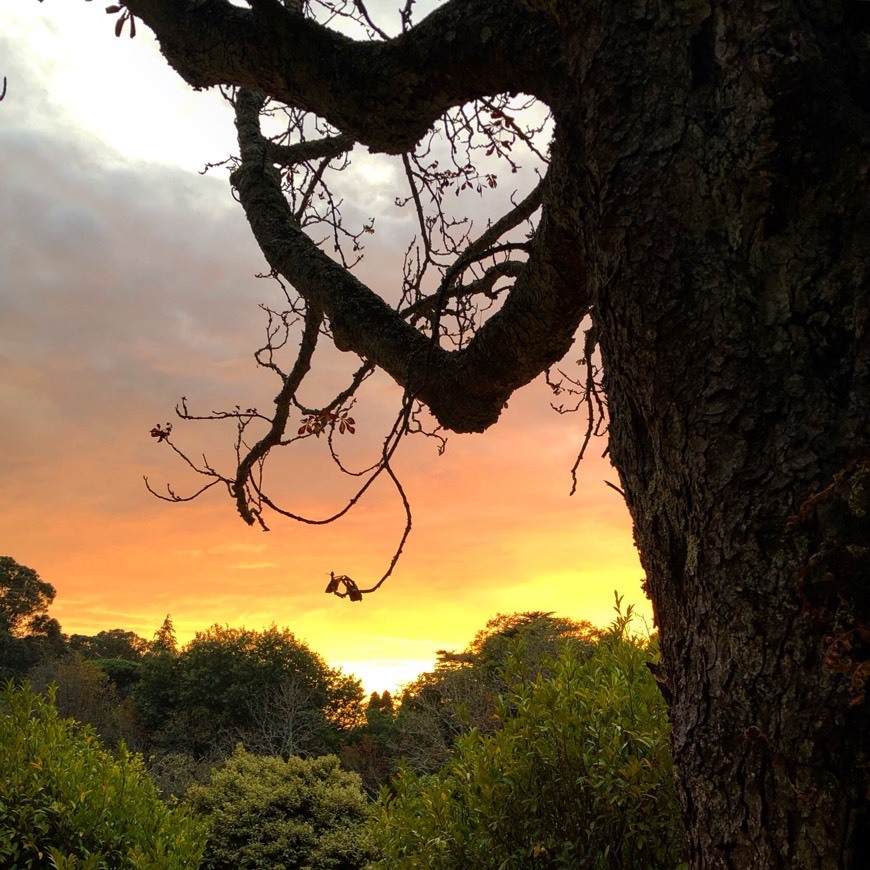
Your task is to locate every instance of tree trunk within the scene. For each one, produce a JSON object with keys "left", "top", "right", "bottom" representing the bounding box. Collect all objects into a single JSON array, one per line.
[{"left": 582, "top": 5, "right": 870, "bottom": 866}]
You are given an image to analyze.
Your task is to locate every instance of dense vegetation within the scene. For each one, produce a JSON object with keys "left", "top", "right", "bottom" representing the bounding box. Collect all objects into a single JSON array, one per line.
[
  {"left": 0, "top": 681, "right": 206, "bottom": 869},
  {"left": 187, "top": 747, "right": 373, "bottom": 869},
  {"left": 1, "top": 556, "right": 685, "bottom": 866},
  {"left": 369, "top": 605, "right": 683, "bottom": 868}
]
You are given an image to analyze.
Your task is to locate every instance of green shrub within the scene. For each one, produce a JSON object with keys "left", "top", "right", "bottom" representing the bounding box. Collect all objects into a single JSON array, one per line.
[
  {"left": 0, "top": 680, "right": 206, "bottom": 869},
  {"left": 368, "top": 602, "right": 686, "bottom": 869},
  {"left": 392, "top": 613, "right": 599, "bottom": 776},
  {"left": 186, "top": 745, "right": 373, "bottom": 869}
]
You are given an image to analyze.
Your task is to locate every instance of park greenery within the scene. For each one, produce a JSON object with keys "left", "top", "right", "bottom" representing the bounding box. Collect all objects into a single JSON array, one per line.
[
  {"left": 0, "top": 681, "right": 206, "bottom": 869},
  {"left": 1, "top": 556, "right": 686, "bottom": 867}
]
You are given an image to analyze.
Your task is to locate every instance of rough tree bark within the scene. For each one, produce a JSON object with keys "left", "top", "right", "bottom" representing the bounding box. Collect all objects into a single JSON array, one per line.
[{"left": 117, "top": 0, "right": 869, "bottom": 865}]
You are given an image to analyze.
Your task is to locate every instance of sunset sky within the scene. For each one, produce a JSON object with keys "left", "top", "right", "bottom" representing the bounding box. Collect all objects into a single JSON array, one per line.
[{"left": 1, "top": 2, "right": 649, "bottom": 694}]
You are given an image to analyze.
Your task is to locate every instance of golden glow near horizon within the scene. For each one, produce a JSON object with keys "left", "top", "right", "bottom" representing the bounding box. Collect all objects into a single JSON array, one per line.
[{"left": 1, "top": 3, "right": 650, "bottom": 696}]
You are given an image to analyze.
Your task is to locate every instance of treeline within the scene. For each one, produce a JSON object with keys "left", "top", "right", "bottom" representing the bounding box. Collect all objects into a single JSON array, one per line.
[{"left": 1, "top": 556, "right": 687, "bottom": 867}]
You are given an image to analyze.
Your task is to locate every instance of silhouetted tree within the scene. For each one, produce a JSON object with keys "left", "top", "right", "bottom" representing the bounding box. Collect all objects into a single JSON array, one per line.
[
  {"left": 150, "top": 614, "right": 178, "bottom": 657},
  {"left": 340, "top": 690, "right": 398, "bottom": 793},
  {"left": 0, "top": 556, "right": 57, "bottom": 636},
  {"left": 0, "top": 557, "right": 64, "bottom": 679}
]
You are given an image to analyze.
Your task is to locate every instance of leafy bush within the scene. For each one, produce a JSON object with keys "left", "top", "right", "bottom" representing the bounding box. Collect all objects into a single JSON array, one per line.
[
  {"left": 392, "top": 612, "right": 599, "bottom": 775},
  {"left": 186, "top": 745, "right": 373, "bottom": 869},
  {"left": 0, "top": 680, "right": 206, "bottom": 869},
  {"left": 369, "top": 601, "right": 686, "bottom": 869}
]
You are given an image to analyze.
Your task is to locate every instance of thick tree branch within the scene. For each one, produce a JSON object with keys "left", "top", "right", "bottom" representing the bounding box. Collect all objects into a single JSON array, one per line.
[
  {"left": 121, "top": 0, "right": 564, "bottom": 152},
  {"left": 231, "top": 89, "right": 590, "bottom": 432}
]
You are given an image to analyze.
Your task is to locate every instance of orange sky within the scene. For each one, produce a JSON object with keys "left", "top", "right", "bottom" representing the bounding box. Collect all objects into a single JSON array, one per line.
[{"left": 1, "top": 2, "right": 649, "bottom": 694}]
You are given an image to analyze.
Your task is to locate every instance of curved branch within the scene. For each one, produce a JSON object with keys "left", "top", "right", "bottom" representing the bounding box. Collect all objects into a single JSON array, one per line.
[
  {"left": 292, "top": 359, "right": 374, "bottom": 423},
  {"left": 254, "top": 397, "right": 407, "bottom": 527},
  {"left": 231, "top": 89, "right": 591, "bottom": 433},
  {"left": 329, "top": 457, "right": 413, "bottom": 600},
  {"left": 121, "top": 0, "right": 563, "bottom": 152},
  {"left": 144, "top": 475, "right": 224, "bottom": 503}
]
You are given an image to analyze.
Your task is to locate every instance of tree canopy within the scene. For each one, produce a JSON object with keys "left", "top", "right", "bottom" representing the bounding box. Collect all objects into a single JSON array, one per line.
[
  {"left": 134, "top": 624, "right": 364, "bottom": 757},
  {"left": 68, "top": 628, "right": 149, "bottom": 661},
  {"left": 0, "top": 557, "right": 64, "bottom": 680},
  {"left": 0, "top": 556, "right": 57, "bottom": 637},
  {"left": 392, "top": 611, "right": 599, "bottom": 774}
]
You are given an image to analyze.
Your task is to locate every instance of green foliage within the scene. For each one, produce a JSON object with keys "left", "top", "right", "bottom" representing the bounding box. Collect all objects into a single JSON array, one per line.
[
  {"left": 145, "top": 751, "right": 216, "bottom": 801},
  {"left": 340, "top": 692, "right": 399, "bottom": 794},
  {"left": 392, "top": 612, "right": 599, "bottom": 774},
  {"left": 0, "top": 628, "right": 44, "bottom": 682},
  {"left": 0, "top": 680, "right": 206, "bottom": 869},
  {"left": 88, "top": 658, "right": 143, "bottom": 697},
  {"left": 186, "top": 745, "right": 373, "bottom": 869},
  {"left": 27, "top": 656, "right": 143, "bottom": 750},
  {"left": 464, "top": 611, "right": 599, "bottom": 680},
  {"left": 369, "top": 601, "right": 685, "bottom": 869}
]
